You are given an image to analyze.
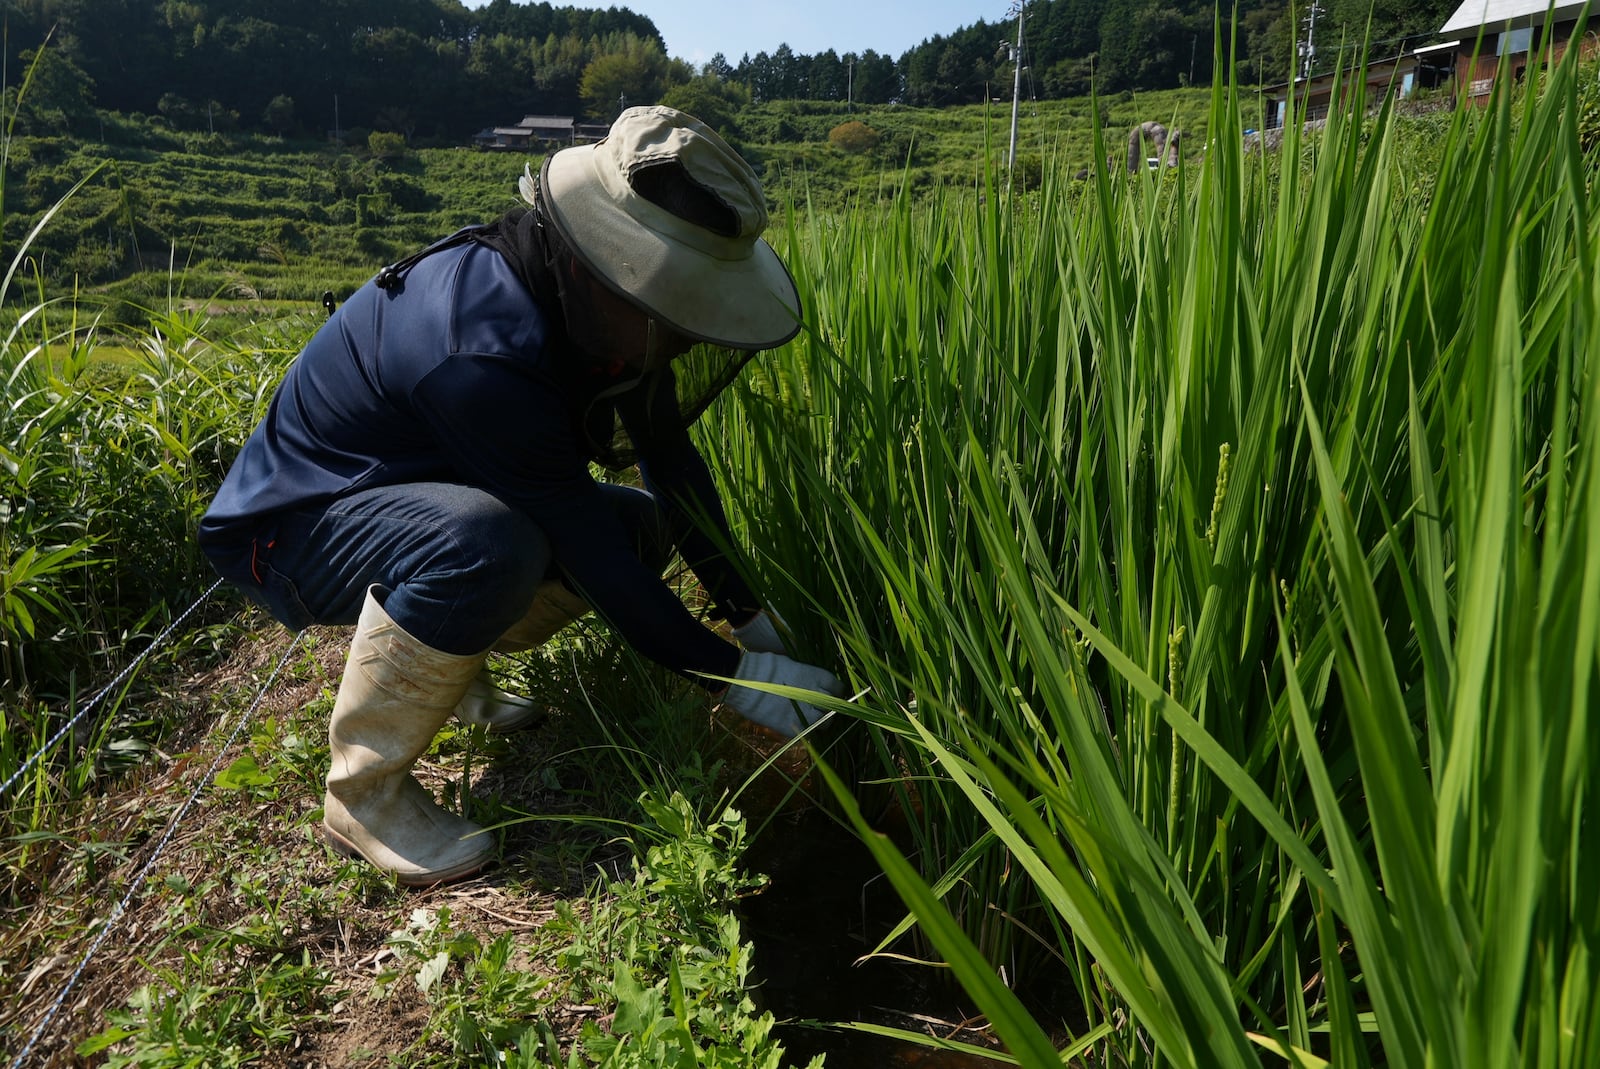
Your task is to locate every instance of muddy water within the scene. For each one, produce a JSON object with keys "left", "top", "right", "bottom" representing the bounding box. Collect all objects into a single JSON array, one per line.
[{"left": 740, "top": 809, "right": 1005, "bottom": 1067}]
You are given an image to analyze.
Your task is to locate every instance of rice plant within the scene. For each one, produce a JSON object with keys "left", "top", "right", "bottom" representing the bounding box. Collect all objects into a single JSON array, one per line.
[{"left": 702, "top": 36, "right": 1600, "bottom": 1068}]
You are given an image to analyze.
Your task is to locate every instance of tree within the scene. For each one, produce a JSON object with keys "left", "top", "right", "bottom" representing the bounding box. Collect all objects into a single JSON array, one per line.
[
  {"left": 808, "top": 49, "right": 846, "bottom": 100},
  {"left": 530, "top": 32, "right": 591, "bottom": 115},
  {"left": 1242, "top": 7, "right": 1296, "bottom": 85},
  {"left": 768, "top": 44, "right": 801, "bottom": 99},
  {"left": 468, "top": 31, "right": 538, "bottom": 122},
  {"left": 1042, "top": 55, "right": 1098, "bottom": 98},
  {"left": 10, "top": 46, "right": 97, "bottom": 132},
  {"left": 854, "top": 49, "right": 899, "bottom": 104},
  {"left": 579, "top": 34, "right": 670, "bottom": 118},
  {"left": 375, "top": 106, "right": 417, "bottom": 142},
  {"left": 263, "top": 94, "right": 297, "bottom": 135},
  {"left": 660, "top": 75, "right": 749, "bottom": 139},
  {"left": 204, "top": 15, "right": 303, "bottom": 121},
  {"left": 156, "top": 91, "right": 201, "bottom": 129},
  {"left": 368, "top": 130, "right": 406, "bottom": 159},
  {"left": 37, "top": 0, "right": 169, "bottom": 117}
]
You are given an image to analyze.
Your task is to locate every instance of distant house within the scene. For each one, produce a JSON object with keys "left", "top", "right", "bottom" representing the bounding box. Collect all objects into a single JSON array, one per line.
[
  {"left": 1436, "top": 0, "right": 1598, "bottom": 101},
  {"left": 1262, "top": 50, "right": 1452, "bottom": 130},
  {"left": 1262, "top": 1, "right": 1596, "bottom": 129},
  {"left": 472, "top": 114, "right": 612, "bottom": 150}
]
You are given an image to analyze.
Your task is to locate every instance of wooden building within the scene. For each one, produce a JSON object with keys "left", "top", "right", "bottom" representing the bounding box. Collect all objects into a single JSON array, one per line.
[
  {"left": 1262, "top": 51, "right": 1453, "bottom": 130},
  {"left": 1437, "top": 0, "right": 1597, "bottom": 101}
]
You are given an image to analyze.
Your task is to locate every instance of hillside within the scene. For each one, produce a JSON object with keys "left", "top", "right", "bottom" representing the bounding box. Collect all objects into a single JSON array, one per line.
[
  {"left": 0, "top": 0, "right": 1459, "bottom": 144},
  {"left": 5, "top": 89, "right": 1221, "bottom": 328}
]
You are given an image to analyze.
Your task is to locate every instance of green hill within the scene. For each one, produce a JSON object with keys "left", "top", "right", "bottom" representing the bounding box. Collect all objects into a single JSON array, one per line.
[{"left": 5, "top": 89, "right": 1220, "bottom": 331}]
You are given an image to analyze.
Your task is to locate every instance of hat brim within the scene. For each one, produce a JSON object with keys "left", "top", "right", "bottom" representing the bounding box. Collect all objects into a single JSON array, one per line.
[{"left": 541, "top": 149, "right": 802, "bottom": 351}]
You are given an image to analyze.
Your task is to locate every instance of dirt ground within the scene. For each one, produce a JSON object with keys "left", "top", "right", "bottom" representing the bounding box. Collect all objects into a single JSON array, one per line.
[{"left": 1, "top": 620, "right": 1008, "bottom": 1068}]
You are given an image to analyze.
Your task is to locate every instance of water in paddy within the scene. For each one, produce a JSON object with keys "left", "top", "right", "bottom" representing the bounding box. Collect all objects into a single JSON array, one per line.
[{"left": 741, "top": 808, "right": 1008, "bottom": 1067}]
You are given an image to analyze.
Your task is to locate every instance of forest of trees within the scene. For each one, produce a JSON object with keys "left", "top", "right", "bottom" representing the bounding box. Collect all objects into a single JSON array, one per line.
[{"left": 0, "top": 0, "right": 1461, "bottom": 143}]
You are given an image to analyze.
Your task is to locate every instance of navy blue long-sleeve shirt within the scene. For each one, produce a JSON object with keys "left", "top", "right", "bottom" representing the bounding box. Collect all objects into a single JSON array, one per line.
[{"left": 199, "top": 239, "right": 754, "bottom": 683}]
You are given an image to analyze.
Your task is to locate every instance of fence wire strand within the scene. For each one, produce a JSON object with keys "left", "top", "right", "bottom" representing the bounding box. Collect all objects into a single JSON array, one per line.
[
  {"left": 0, "top": 577, "right": 225, "bottom": 800},
  {"left": 6, "top": 627, "right": 307, "bottom": 1069}
]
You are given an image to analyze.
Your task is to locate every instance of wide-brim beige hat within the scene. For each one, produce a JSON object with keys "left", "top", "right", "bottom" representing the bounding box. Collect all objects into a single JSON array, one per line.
[{"left": 533, "top": 105, "right": 800, "bottom": 350}]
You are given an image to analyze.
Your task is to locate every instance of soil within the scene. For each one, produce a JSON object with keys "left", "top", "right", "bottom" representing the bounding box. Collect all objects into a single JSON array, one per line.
[{"left": 1, "top": 619, "right": 1027, "bottom": 1067}]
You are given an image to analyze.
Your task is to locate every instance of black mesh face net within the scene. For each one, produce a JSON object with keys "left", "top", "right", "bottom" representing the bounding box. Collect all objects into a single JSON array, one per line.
[{"left": 573, "top": 333, "right": 755, "bottom": 471}]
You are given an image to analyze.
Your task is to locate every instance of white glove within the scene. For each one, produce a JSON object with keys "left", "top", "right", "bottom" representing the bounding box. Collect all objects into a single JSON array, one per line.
[
  {"left": 730, "top": 610, "right": 788, "bottom": 654},
  {"left": 723, "top": 651, "right": 844, "bottom": 738}
]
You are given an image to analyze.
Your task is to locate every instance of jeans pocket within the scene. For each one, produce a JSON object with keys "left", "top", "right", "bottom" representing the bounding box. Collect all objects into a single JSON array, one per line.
[{"left": 256, "top": 562, "right": 316, "bottom": 632}]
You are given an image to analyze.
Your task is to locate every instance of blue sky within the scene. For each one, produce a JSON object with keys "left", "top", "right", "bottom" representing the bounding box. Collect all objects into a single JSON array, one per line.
[{"left": 462, "top": 1, "right": 1015, "bottom": 68}]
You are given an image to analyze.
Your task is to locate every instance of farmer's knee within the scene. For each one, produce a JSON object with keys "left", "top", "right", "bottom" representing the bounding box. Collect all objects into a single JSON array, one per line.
[{"left": 387, "top": 492, "right": 550, "bottom": 652}]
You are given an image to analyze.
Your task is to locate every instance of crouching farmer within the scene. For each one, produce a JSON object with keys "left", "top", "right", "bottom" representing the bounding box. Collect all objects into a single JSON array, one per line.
[{"left": 198, "top": 107, "right": 843, "bottom": 886}]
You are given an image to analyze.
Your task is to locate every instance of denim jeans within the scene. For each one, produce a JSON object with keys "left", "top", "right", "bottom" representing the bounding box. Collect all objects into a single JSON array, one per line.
[{"left": 247, "top": 481, "right": 670, "bottom": 655}]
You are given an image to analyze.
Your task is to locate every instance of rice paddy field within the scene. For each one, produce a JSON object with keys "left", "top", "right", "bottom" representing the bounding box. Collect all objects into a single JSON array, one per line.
[
  {"left": 700, "top": 57, "right": 1600, "bottom": 1068},
  {"left": 3, "top": 46, "right": 1599, "bottom": 1069}
]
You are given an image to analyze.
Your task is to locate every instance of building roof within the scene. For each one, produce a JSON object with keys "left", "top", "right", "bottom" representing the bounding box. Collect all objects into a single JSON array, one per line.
[
  {"left": 518, "top": 115, "right": 575, "bottom": 129},
  {"left": 1440, "top": 0, "right": 1590, "bottom": 35}
]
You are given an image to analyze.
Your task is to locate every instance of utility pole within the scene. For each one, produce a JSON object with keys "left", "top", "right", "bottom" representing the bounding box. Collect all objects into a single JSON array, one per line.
[
  {"left": 847, "top": 57, "right": 854, "bottom": 110},
  {"left": 1006, "top": 1, "right": 1025, "bottom": 170},
  {"left": 1299, "top": 2, "right": 1323, "bottom": 80}
]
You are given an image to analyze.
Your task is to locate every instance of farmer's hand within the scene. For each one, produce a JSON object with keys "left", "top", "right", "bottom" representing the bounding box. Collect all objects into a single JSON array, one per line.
[
  {"left": 731, "top": 609, "right": 788, "bottom": 654},
  {"left": 723, "top": 651, "right": 843, "bottom": 738}
]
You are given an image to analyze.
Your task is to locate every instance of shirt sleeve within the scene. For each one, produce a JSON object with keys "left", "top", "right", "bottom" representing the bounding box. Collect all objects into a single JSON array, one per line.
[
  {"left": 410, "top": 353, "right": 740, "bottom": 687},
  {"left": 615, "top": 368, "right": 762, "bottom": 623}
]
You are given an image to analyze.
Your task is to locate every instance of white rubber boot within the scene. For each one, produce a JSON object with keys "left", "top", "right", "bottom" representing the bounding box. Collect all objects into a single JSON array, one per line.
[
  {"left": 454, "top": 580, "right": 591, "bottom": 733},
  {"left": 491, "top": 579, "right": 591, "bottom": 653},
  {"left": 324, "top": 586, "right": 494, "bottom": 886}
]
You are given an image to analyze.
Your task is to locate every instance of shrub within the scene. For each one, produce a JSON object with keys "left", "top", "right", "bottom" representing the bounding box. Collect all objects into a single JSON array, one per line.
[
  {"left": 368, "top": 130, "right": 406, "bottom": 160},
  {"left": 827, "top": 120, "right": 880, "bottom": 154},
  {"left": 354, "top": 192, "right": 392, "bottom": 229}
]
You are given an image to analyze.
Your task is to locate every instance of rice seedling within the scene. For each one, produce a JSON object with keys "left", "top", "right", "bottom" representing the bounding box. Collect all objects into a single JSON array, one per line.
[{"left": 702, "top": 33, "right": 1600, "bottom": 1068}]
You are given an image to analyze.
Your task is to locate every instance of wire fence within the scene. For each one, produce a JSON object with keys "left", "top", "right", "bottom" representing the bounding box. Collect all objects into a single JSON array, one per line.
[
  {"left": 5, "top": 627, "right": 308, "bottom": 1069},
  {"left": 0, "top": 577, "right": 227, "bottom": 801}
]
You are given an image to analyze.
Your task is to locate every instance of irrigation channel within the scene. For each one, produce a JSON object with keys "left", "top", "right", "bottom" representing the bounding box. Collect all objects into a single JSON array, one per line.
[{"left": 743, "top": 806, "right": 1050, "bottom": 1066}]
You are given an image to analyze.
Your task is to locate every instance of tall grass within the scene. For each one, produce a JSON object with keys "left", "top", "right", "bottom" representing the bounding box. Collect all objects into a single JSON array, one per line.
[
  {"left": 703, "top": 38, "right": 1599, "bottom": 1068},
  {"left": 0, "top": 294, "right": 303, "bottom": 852},
  {"left": 1, "top": 51, "right": 308, "bottom": 862}
]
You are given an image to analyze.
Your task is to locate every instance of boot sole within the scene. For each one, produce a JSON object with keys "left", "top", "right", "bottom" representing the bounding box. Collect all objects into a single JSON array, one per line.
[{"left": 322, "top": 824, "right": 492, "bottom": 887}]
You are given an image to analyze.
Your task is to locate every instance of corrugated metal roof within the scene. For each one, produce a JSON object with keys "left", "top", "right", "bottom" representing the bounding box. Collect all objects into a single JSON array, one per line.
[{"left": 1440, "top": 0, "right": 1589, "bottom": 35}]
